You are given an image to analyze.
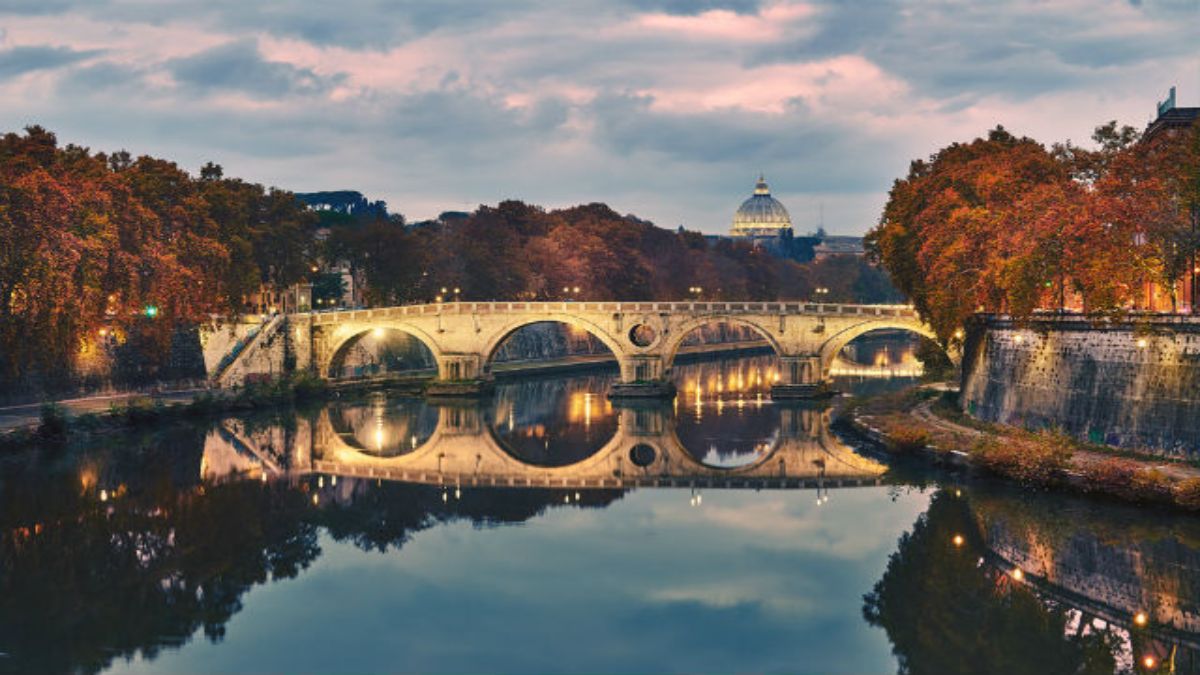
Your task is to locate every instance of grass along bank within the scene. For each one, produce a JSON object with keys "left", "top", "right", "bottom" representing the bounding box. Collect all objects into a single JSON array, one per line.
[{"left": 838, "top": 386, "right": 1200, "bottom": 511}]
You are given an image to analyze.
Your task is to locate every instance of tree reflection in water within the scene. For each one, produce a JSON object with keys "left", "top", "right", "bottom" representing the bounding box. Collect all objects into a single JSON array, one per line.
[
  {"left": 0, "top": 439, "right": 319, "bottom": 673},
  {"left": 863, "top": 490, "right": 1119, "bottom": 675},
  {"left": 0, "top": 427, "right": 620, "bottom": 674}
]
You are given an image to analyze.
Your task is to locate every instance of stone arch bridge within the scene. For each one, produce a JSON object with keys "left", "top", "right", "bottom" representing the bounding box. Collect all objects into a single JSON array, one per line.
[{"left": 222, "top": 301, "right": 940, "bottom": 398}]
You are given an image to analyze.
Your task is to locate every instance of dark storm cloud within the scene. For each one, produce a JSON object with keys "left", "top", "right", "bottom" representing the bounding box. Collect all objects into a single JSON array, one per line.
[
  {"left": 0, "top": 45, "right": 100, "bottom": 79},
  {"left": 167, "top": 39, "right": 343, "bottom": 96}
]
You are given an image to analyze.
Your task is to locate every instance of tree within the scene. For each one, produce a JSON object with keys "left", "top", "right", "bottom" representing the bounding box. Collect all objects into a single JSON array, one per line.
[{"left": 0, "top": 127, "right": 318, "bottom": 395}]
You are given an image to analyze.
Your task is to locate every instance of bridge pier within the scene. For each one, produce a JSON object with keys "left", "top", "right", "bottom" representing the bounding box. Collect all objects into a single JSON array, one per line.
[
  {"left": 771, "top": 355, "right": 832, "bottom": 399},
  {"left": 608, "top": 354, "right": 677, "bottom": 399},
  {"left": 426, "top": 354, "right": 495, "bottom": 397}
]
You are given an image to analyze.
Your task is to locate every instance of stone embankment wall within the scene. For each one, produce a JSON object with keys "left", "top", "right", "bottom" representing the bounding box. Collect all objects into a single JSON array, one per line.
[{"left": 961, "top": 315, "right": 1200, "bottom": 455}]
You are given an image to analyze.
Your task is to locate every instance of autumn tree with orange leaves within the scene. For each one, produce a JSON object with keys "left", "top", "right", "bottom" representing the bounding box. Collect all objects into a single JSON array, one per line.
[
  {"left": 867, "top": 122, "right": 1200, "bottom": 342},
  {"left": 0, "top": 127, "right": 316, "bottom": 394}
]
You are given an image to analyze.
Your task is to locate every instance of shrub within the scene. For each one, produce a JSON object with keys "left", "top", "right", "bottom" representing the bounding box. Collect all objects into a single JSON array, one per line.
[
  {"left": 887, "top": 425, "right": 931, "bottom": 454},
  {"left": 185, "top": 392, "right": 219, "bottom": 416},
  {"left": 1174, "top": 478, "right": 1200, "bottom": 510},
  {"left": 37, "top": 403, "right": 68, "bottom": 440},
  {"left": 122, "top": 397, "right": 162, "bottom": 425},
  {"left": 291, "top": 372, "right": 328, "bottom": 401},
  {"left": 1131, "top": 468, "right": 1174, "bottom": 503},
  {"left": 1084, "top": 458, "right": 1139, "bottom": 494},
  {"left": 1082, "top": 458, "right": 1175, "bottom": 503},
  {"left": 970, "top": 431, "right": 1073, "bottom": 485}
]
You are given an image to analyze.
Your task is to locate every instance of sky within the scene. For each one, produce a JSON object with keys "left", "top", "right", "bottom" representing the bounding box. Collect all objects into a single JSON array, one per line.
[{"left": 0, "top": 0, "right": 1196, "bottom": 236}]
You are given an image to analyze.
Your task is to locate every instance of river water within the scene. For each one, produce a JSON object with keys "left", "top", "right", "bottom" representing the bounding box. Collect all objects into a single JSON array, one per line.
[{"left": 2, "top": 353, "right": 1198, "bottom": 674}]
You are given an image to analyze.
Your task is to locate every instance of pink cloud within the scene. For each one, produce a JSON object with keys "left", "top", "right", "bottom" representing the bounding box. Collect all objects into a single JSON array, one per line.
[{"left": 637, "top": 55, "right": 908, "bottom": 115}]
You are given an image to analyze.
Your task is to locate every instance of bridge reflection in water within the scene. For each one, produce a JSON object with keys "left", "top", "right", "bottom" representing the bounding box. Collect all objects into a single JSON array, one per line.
[
  {"left": 212, "top": 355, "right": 887, "bottom": 492},
  {"left": 190, "top": 355, "right": 1200, "bottom": 673}
]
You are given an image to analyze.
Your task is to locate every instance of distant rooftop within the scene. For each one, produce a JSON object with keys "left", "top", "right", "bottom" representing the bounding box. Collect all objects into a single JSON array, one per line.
[{"left": 1144, "top": 86, "right": 1199, "bottom": 142}]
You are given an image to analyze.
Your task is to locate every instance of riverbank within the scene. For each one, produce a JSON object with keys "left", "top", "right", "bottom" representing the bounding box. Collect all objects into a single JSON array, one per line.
[
  {"left": 838, "top": 385, "right": 1200, "bottom": 511},
  {"left": 0, "top": 373, "right": 342, "bottom": 452}
]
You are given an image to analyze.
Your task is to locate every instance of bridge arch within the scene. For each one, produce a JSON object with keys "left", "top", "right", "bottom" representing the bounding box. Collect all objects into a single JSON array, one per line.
[
  {"left": 479, "top": 316, "right": 627, "bottom": 375},
  {"left": 323, "top": 323, "right": 443, "bottom": 380},
  {"left": 661, "top": 316, "right": 784, "bottom": 375},
  {"left": 817, "top": 319, "right": 943, "bottom": 379}
]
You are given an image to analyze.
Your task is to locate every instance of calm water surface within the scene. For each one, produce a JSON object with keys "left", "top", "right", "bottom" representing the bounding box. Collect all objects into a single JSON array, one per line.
[{"left": 3, "top": 353, "right": 1198, "bottom": 674}]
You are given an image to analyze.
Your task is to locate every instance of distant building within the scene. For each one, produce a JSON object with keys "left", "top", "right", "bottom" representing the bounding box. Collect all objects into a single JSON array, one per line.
[
  {"left": 730, "top": 175, "right": 793, "bottom": 249},
  {"left": 1143, "top": 86, "right": 1200, "bottom": 144},
  {"left": 813, "top": 235, "right": 866, "bottom": 261}
]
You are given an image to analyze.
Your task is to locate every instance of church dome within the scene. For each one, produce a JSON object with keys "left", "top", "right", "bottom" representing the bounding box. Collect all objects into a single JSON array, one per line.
[{"left": 731, "top": 175, "right": 792, "bottom": 236}]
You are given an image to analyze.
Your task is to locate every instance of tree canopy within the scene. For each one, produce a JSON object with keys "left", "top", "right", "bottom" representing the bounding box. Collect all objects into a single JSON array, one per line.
[
  {"left": 327, "top": 200, "right": 899, "bottom": 307},
  {"left": 867, "top": 122, "right": 1200, "bottom": 341},
  {"left": 0, "top": 126, "right": 316, "bottom": 392}
]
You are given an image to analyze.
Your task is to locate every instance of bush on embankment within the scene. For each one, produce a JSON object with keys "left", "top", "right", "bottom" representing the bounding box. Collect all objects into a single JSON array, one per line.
[
  {"left": 886, "top": 425, "right": 932, "bottom": 455},
  {"left": 969, "top": 430, "right": 1075, "bottom": 485},
  {"left": 1079, "top": 457, "right": 1176, "bottom": 504},
  {"left": 1176, "top": 479, "right": 1200, "bottom": 510},
  {"left": 36, "top": 403, "right": 68, "bottom": 442}
]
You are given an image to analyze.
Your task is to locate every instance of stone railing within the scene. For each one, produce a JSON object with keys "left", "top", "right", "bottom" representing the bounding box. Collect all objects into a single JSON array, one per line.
[{"left": 303, "top": 301, "right": 920, "bottom": 324}]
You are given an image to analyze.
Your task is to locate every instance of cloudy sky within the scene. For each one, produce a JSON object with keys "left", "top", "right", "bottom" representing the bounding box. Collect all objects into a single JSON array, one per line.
[{"left": 0, "top": 0, "right": 1196, "bottom": 235}]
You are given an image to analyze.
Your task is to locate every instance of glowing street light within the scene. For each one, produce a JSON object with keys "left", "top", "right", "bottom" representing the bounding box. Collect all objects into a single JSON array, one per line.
[
  {"left": 1134, "top": 611, "right": 1148, "bottom": 627},
  {"left": 952, "top": 534, "right": 964, "bottom": 547}
]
